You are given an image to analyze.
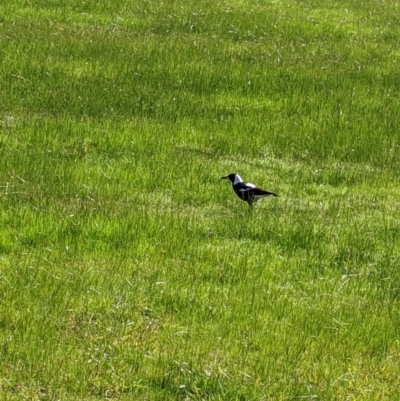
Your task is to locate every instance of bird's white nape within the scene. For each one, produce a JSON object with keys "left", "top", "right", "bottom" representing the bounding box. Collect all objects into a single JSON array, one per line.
[{"left": 233, "top": 174, "right": 243, "bottom": 185}]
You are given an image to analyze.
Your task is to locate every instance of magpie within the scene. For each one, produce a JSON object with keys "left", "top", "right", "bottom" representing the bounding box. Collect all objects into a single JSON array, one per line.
[{"left": 221, "top": 173, "right": 278, "bottom": 206}]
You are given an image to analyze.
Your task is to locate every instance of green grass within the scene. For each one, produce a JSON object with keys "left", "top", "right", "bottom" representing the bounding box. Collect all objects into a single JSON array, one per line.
[{"left": 1, "top": 0, "right": 400, "bottom": 399}]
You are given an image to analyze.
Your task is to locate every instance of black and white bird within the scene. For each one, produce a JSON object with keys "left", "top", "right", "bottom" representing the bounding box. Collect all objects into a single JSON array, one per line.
[{"left": 221, "top": 173, "right": 278, "bottom": 206}]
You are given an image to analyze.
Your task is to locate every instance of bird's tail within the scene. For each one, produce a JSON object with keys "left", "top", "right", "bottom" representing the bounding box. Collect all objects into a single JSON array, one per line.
[{"left": 254, "top": 188, "right": 278, "bottom": 198}]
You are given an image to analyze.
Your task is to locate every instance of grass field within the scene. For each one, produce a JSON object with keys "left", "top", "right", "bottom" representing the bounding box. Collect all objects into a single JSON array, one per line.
[{"left": 1, "top": 0, "right": 400, "bottom": 399}]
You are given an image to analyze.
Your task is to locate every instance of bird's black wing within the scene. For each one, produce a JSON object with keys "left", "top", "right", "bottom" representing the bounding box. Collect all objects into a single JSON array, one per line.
[{"left": 235, "top": 182, "right": 255, "bottom": 192}]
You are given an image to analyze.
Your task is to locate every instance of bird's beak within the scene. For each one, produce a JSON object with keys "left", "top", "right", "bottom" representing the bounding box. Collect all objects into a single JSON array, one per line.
[{"left": 221, "top": 176, "right": 228, "bottom": 180}]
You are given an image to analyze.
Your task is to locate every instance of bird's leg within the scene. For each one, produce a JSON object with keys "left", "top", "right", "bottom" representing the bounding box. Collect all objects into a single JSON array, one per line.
[
  {"left": 248, "top": 202, "right": 254, "bottom": 215},
  {"left": 248, "top": 193, "right": 255, "bottom": 208}
]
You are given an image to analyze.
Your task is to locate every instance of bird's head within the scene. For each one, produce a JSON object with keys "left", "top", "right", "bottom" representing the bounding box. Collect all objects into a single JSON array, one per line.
[{"left": 221, "top": 173, "right": 243, "bottom": 185}]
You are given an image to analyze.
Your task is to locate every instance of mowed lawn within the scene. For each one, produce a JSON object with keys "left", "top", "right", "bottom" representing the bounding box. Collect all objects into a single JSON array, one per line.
[{"left": 1, "top": 0, "right": 400, "bottom": 399}]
